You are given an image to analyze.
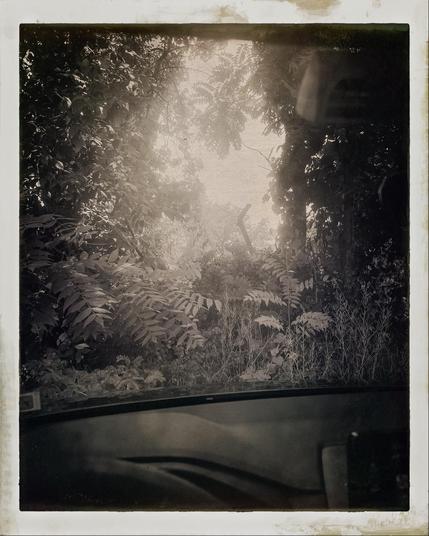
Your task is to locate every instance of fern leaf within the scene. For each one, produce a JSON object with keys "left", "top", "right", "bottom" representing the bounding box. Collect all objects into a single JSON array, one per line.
[
  {"left": 292, "top": 311, "right": 331, "bottom": 337},
  {"left": 244, "top": 290, "right": 285, "bottom": 307},
  {"left": 254, "top": 315, "right": 283, "bottom": 331}
]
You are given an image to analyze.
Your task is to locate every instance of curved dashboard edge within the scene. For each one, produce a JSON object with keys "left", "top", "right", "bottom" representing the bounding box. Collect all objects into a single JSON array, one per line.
[{"left": 20, "top": 384, "right": 408, "bottom": 425}]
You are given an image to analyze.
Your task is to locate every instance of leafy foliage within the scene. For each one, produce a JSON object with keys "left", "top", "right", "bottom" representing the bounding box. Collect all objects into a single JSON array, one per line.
[
  {"left": 244, "top": 290, "right": 285, "bottom": 307},
  {"left": 262, "top": 255, "right": 302, "bottom": 309},
  {"left": 194, "top": 44, "right": 260, "bottom": 157},
  {"left": 292, "top": 311, "right": 331, "bottom": 337},
  {"left": 254, "top": 315, "right": 283, "bottom": 331},
  {"left": 22, "top": 355, "right": 166, "bottom": 404},
  {"left": 20, "top": 28, "right": 212, "bottom": 363},
  {"left": 20, "top": 28, "right": 407, "bottom": 405}
]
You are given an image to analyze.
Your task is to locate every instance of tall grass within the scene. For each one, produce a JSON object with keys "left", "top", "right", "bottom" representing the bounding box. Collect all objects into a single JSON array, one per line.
[{"left": 189, "top": 283, "right": 405, "bottom": 387}]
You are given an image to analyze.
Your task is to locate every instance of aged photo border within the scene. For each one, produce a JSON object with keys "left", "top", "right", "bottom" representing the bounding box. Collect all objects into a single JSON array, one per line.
[{"left": 1, "top": 0, "right": 427, "bottom": 534}]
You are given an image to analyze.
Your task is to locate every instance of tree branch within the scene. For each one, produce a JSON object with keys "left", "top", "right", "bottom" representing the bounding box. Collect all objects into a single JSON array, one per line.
[
  {"left": 237, "top": 204, "right": 254, "bottom": 253},
  {"left": 242, "top": 142, "right": 275, "bottom": 172}
]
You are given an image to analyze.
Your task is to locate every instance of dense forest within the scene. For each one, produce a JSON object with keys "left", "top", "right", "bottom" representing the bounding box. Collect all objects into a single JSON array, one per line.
[{"left": 20, "top": 25, "right": 409, "bottom": 406}]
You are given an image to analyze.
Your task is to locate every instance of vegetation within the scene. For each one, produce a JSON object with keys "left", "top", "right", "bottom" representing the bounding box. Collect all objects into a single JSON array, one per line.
[{"left": 20, "top": 27, "right": 408, "bottom": 407}]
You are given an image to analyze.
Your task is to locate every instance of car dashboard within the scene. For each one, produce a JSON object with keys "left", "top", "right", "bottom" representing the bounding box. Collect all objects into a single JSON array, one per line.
[{"left": 20, "top": 386, "right": 408, "bottom": 510}]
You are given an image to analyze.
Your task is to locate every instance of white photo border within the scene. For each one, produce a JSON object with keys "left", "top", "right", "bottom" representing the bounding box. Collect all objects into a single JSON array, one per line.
[{"left": 1, "top": 1, "right": 427, "bottom": 534}]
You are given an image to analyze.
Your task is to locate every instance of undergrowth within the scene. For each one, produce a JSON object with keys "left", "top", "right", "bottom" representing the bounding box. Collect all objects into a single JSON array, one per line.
[{"left": 22, "top": 281, "right": 407, "bottom": 408}]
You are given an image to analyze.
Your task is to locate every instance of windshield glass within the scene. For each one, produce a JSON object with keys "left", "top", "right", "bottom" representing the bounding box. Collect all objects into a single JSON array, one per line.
[{"left": 20, "top": 25, "right": 409, "bottom": 412}]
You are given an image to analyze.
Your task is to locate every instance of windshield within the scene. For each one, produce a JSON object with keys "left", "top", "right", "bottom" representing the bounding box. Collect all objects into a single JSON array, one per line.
[{"left": 20, "top": 25, "right": 409, "bottom": 413}]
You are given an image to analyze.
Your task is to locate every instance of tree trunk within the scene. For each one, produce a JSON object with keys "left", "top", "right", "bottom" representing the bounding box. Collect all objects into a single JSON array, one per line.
[
  {"left": 277, "top": 126, "right": 308, "bottom": 256},
  {"left": 339, "top": 177, "right": 354, "bottom": 284}
]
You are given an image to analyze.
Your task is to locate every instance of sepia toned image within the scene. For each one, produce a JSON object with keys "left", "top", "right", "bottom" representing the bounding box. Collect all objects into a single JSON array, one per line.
[{"left": 18, "top": 24, "right": 410, "bottom": 511}]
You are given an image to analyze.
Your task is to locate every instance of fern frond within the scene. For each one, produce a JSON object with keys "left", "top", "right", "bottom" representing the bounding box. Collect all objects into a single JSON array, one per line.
[
  {"left": 292, "top": 311, "right": 331, "bottom": 337},
  {"left": 280, "top": 276, "right": 302, "bottom": 309},
  {"left": 254, "top": 315, "right": 283, "bottom": 331},
  {"left": 244, "top": 289, "right": 285, "bottom": 307},
  {"left": 51, "top": 264, "right": 115, "bottom": 342},
  {"left": 262, "top": 254, "right": 302, "bottom": 309}
]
